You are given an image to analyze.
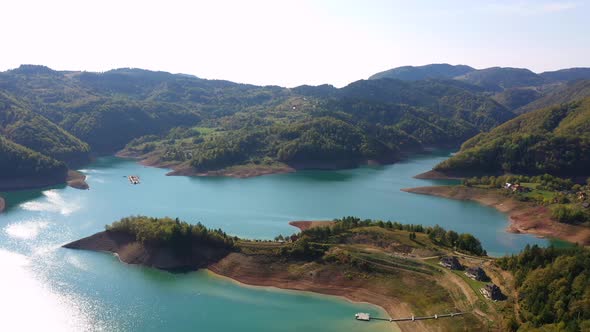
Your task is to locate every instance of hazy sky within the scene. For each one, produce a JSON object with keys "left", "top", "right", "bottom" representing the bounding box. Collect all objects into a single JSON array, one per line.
[{"left": 1, "top": 0, "right": 588, "bottom": 87}]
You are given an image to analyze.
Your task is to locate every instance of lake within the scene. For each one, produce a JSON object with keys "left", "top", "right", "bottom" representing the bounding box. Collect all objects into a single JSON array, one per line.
[{"left": 0, "top": 151, "right": 549, "bottom": 331}]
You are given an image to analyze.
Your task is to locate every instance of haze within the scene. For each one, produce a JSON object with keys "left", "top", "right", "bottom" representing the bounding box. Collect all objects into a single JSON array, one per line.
[{"left": 1, "top": 0, "right": 588, "bottom": 87}]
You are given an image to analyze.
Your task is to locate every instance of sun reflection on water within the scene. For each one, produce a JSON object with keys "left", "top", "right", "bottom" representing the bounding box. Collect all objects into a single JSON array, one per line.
[
  {"left": 0, "top": 249, "right": 106, "bottom": 331},
  {"left": 20, "top": 190, "right": 81, "bottom": 216}
]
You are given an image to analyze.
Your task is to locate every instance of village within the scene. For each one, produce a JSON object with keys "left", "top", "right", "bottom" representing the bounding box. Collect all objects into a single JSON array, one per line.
[
  {"left": 502, "top": 180, "right": 590, "bottom": 213},
  {"left": 439, "top": 256, "right": 505, "bottom": 301}
]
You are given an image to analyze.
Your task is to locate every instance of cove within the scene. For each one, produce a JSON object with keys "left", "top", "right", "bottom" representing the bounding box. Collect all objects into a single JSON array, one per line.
[{"left": 0, "top": 151, "right": 549, "bottom": 331}]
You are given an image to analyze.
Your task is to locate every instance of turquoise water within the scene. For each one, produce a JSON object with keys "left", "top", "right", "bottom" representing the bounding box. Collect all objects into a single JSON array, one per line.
[{"left": 0, "top": 151, "right": 549, "bottom": 331}]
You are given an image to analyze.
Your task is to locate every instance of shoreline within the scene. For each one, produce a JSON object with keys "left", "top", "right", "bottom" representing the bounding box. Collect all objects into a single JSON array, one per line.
[
  {"left": 67, "top": 170, "right": 90, "bottom": 190},
  {"left": 0, "top": 169, "right": 90, "bottom": 192},
  {"left": 116, "top": 150, "right": 297, "bottom": 178},
  {"left": 202, "top": 269, "right": 398, "bottom": 331},
  {"left": 0, "top": 173, "right": 68, "bottom": 191},
  {"left": 207, "top": 253, "right": 426, "bottom": 332},
  {"left": 413, "top": 170, "right": 464, "bottom": 180},
  {"left": 63, "top": 229, "right": 477, "bottom": 331},
  {"left": 116, "top": 149, "right": 401, "bottom": 179},
  {"left": 402, "top": 186, "right": 590, "bottom": 245},
  {"left": 0, "top": 196, "right": 5, "bottom": 213}
]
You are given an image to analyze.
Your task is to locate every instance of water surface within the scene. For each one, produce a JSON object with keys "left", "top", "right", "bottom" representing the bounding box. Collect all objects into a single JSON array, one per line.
[{"left": 0, "top": 151, "right": 549, "bottom": 331}]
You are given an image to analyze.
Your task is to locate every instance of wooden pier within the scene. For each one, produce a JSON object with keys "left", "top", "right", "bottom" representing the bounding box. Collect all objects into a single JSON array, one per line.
[{"left": 355, "top": 312, "right": 464, "bottom": 322}]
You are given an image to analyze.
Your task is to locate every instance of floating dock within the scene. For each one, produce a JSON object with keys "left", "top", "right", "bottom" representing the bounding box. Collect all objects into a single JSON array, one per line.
[
  {"left": 128, "top": 175, "right": 140, "bottom": 185},
  {"left": 355, "top": 312, "right": 463, "bottom": 322},
  {"left": 355, "top": 313, "right": 371, "bottom": 321}
]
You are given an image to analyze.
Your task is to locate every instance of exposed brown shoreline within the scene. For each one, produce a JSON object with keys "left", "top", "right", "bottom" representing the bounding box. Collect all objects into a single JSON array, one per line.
[
  {"left": 402, "top": 186, "right": 590, "bottom": 245},
  {"left": 116, "top": 149, "right": 396, "bottom": 179},
  {"left": 67, "top": 170, "right": 90, "bottom": 190},
  {"left": 63, "top": 229, "right": 485, "bottom": 331},
  {"left": 0, "top": 196, "right": 5, "bottom": 213}
]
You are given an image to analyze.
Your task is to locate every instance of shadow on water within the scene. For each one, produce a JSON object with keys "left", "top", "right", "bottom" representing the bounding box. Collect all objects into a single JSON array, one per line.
[
  {"left": 185, "top": 166, "right": 383, "bottom": 184},
  {"left": 548, "top": 238, "right": 577, "bottom": 249},
  {"left": 88, "top": 156, "right": 138, "bottom": 169},
  {"left": 289, "top": 169, "right": 366, "bottom": 182},
  {"left": 0, "top": 183, "right": 68, "bottom": 213}
]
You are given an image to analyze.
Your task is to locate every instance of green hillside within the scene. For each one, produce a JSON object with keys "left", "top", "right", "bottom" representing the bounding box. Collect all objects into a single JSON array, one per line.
[
  {"left": 0, "top": 91, "right": 90, "bottom": 164},
  {"left": 540, "top": 68, "right": 590, "bottom": 83},
  {"left": 455, "top": 67, "right": 545, "bottom": 91},
  {"left": 123, "top": 78, "right": 514, "bottom": 173},
  {"left": 368, "top": 64, "right": 474, "bottom": 81},
  {"left": 492, "top": 88, "right": 541, "bottom": 110},
  {"left": 0, "top": 135, "right": 67, "bottom": 181},
  {"left": 515, "top": 80, "right": 590, "bottom": 114},
  {"left": 10, "top": 64, "right": 590, "bottom": 183},
  {"left": 435, "top": 97, "right": 590, "bottom": 176}
]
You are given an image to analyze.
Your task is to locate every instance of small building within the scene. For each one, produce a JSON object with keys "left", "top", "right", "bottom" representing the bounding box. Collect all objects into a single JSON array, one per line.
[
  {"left": 504, "top": 183, "right": 528, "bottom": 193},
  {"left": 578, "top": 192, "right": 587, "bottom": 201},
  {"left": 465, "top": 266, "right": 489, "bottom": 281},
  {"left": 439, "top": 256, "right": 463, "bottom": 270},
  {"left": 481, "top": 284, "right": 504, "bottom": 301},
  {"left": 355, "top": 313, "right": 370, "bottom": 321}
]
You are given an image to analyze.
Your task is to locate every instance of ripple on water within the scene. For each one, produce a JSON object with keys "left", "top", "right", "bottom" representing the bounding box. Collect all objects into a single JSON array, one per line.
[{"left": 20, "top": 190, "right": 81, "bottom": 216}]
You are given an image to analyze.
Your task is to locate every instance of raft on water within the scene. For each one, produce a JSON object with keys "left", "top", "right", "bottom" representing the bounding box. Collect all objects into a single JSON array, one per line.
[{"left": 128, "top": 175, "right": 140, "bottom": 185}]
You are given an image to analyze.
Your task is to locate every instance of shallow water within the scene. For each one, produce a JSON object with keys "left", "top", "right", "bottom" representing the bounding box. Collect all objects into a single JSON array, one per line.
[{"left": 0, "top": 151, "right": 550, "bottom": 331}]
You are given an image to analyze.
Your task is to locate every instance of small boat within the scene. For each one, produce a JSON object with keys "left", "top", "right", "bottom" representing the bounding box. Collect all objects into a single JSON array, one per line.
[{"left": 127, "top": 175, "right": 140, "bottom": 185}]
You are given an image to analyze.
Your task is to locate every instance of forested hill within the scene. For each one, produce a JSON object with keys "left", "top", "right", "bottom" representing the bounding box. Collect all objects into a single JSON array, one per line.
[
  {"left": 497, "top": 245, "right": 590, "bottom": 331},
  {"left": 122, "top": 78, "right": 514, "bottom": 174},
  {"left": 369, "top": 65, "right": 590, "bottom": 113},
  {"left": 0, "top": 91, "right": 90, "bottom": 163},
  {"left": 434, "top": 97, "right": 590, "bottom": 177},
  {"left": 370, "top": 64, "right": 590, "bottom": 91},
  {"left": 514, "top": 80, "right": 590, "bottom": 114},
  {"left": 368, "top": 64, "right": 474, "bottom": 81},
  {"left": 0, "top": 64, "right": 517, "bottom": 181},
  {"left": 2, "top": 63, "right": 588, "bottom": 184},
  {"left": 0, "top": 135, "right": 67, "bottom": 187}
]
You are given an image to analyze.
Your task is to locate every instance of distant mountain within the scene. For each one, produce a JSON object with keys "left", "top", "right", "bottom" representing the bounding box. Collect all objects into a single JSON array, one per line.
[
  {"left": 435, "top": 96, "right": 590, "bottom": 177},
  {"left": 368, "top": 64, "right": 474, "bottom": 81},
  {"left": 370, "top": 65, "right": 590, "bottom": 99},
  {"left": 334, "top": 79, "right": 511, "bottom": 131},
  {"left": 492, "top": 88, "right": 541, "bottom": 111},
  {"left": 455, "top": 67, "right": 545, "bottom": 91},
  {"left": 515, "top": 80, "right": 590, "bottom": 114},
  {"left": 9, "top": 63, "right": 590, "bottom": 186},
  {"left": 541, "top": 68, "right": 590, "bottom": 83}
]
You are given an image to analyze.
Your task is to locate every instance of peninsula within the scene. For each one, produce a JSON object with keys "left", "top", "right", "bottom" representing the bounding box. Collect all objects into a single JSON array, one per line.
[{"left": 64, "top": 216, "right": 504, "bottom": 332}]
